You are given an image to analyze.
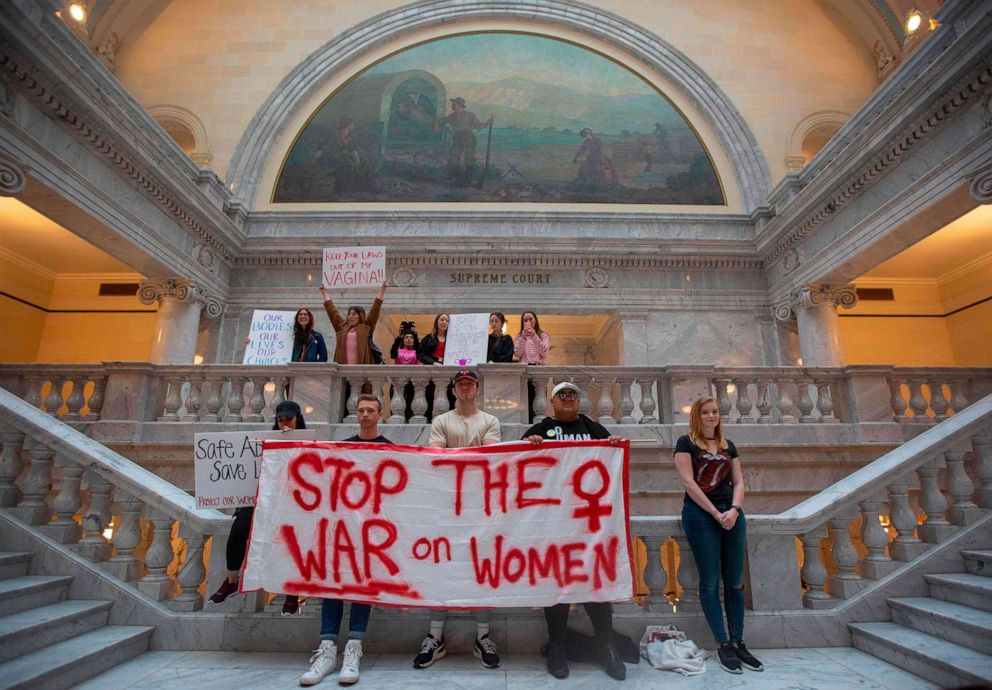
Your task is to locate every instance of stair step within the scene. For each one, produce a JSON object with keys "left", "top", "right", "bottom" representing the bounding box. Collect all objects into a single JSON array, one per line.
[
  {"left": 0, "top": 552, "right": 33, "bottom": 579},
  {"left": 961, "top": 549, "right": 992, "bottom": 576},
  {"left": 0, "top": 575, "right": 72, "bottom": 616},
  {"left": 925, "top": 573, "right": 992, "bottom": 612},
  {"left": 0, "top": 600, "right": 113, "bottom": 662},
  {"left": 889, "top": 597, "right": 992, "bottom": 654},
  {"left": 850, "top": 621, "right": 992, "bottom": 687},
  {"left": 0, "top": 624, "right": 154, "bottom": 690}
]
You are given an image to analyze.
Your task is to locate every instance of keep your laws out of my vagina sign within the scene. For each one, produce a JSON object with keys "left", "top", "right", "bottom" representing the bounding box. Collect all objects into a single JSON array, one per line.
[{"left": 242, "top": 440, "right": 634, "bottom": 608}]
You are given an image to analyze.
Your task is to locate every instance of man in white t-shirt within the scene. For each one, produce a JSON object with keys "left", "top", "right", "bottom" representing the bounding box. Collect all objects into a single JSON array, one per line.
[{"left": 414, "top": 369, "right": 501, "bottom": 670}]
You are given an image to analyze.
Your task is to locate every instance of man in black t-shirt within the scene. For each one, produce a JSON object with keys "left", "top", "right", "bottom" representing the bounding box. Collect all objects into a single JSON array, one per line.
[{"left": 522, "top": 381, "right": 627, "bottom": 681}]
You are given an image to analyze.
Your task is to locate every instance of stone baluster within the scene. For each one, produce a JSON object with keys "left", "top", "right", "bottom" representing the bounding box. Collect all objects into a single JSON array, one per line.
[
  {"left": 917, "top": 457, "right": 954, "bottom": 543},
  {"left": 84, "top": 375, "right": 108, "bottom": 421},
  {"left": 43, "top": 456, "right": 84, "bottom": 543},
  {"left": 814, "top": 378, "right": 838, "bottom": 423},
  {"left": 183, "top": 376, "right": 203, "bottom": 421},
  {"left": 887, "top": 481, "right": 927, "bottom": 560},
  {"left": 617, "top": 378, "right": 636, "bottom": 424},
  {"left": 388, "top": 377, "right": 407, "bottom": 423},
  {"left": 576, "top": 377, "right": 593, "bottom": 416},
  {"left": 159, "top": 377, "right": 183, "bottom": 421},
  {"left": 945, "top": 450, "right": 981, "bottom": 525},
  {"left": 637, "top": 379, "right": 656, "bottom": 423},
  {"left": 595, "top": 378, "right": 616, "bottom": 424},
  {"left": 11, "top": 442, "right": 54, "bottom": 525},
  {"left": 170, "top": 524, "right": 207, "bottom": 611},
  {"left": 641, "top": 535, "right": 669, "bottom": 611},
  {"left": 101, "top": 489, "right": 143, "bottom": 581},
  {"left": 432, "top": 374, "right": 451, "bottom": 417},
  {"left": 825, "top": 513, "right": 867, "bottom": 598},
  {"left": 44, "top": 376, "right": 65, "bottom": 416},
  {"left": 733, "top": 377, "right": 753, "bottom": 423},
  {"left": 369, "top": 376, "right": 388, "bottom": 414},
  {"left": 245, "top": 377, "right": 267, "bottom": 422},
  {"left": 63, "top": 377, "right": 86, "bottom": 421},
  {"left": 73, "top": 469, "right": 113, "bottom": 561},
  {"left": 269, "top": 377, "right": 286, "bottom": 417},
  {"left": 532, "top": 376, "right": 551, "bottom": 421},
  {"left": 409, "top": 374, "right": 429, "bottom": 423},
  {"left": 948, "top": 379, "right": 969, "bottom": 414},
  {"left": 343, "top": 376, "right": 360, "bottom": 422},
  {"left": 713, "top": 379, "right": 732, "bottom": 418},
  {"left": 673, "top": 534, "right": 699, "bottom": 610},
  {"left": 888, "top": 379, "right": 910, "bottom": 423},
  {"left": 796, "top": 376, "right": 815, "bottom": 423},
  {"left": 859, "top": 497, "right": 897, "bottom": 579},
  {"left": 907, "top": 379, "right": 930, "bottom": 422},
  {"left": 137, "top": 509, "right": 177, "bottom": 601},
  {"left": 202, "top": 376, "right": 225, "bottom": 422},
  {"left": 775, "top": 378, "right": 797, "bottom": 423},
  {"left": 23, "top": 374, "right": 43, "bottom": 409},
  {"left": 800, "top": 526, "right": 833, "bottom": 608},
  {"left": 755, "top": 379, "right": 773, "bottom": 423},
  {"left": 928, "top": 381, "right": 950, "bottom": 421},
  {"left": 0, "top": 430, "right": 24, "bottom": 507},
  {"left": 226, "top": 377, "right": 247, "bottom": 422},
  {"left": 972, "top": 432, "right": 992, "bottom": 508}
]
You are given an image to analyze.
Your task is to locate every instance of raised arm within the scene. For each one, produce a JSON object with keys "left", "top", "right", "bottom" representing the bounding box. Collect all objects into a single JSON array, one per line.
[{"left": 319, "top": 285, "right": 345, "bottom": 331}]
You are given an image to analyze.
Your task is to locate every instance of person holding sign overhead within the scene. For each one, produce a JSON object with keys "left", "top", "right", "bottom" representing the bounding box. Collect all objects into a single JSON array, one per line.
[
  {"left": 209, "top": 401, "right": 306, "bottom": 615},
  {"left": 319, "top": 282, "right": 387, "bottom": 365}
]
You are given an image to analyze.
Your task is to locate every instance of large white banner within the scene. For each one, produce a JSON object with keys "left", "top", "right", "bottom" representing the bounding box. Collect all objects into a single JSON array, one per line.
[
  {"left": 443, "top": 312, "right": 489, "bottom": 366},
  {"left": 322, "top": 246, "right": 386, "bottom": 288},
  {"left": 243, "top": 440, "right": 634, "bottom": 608},
  {"left": 194, "top": 429, "right": 316, "bottom": 509},
  {"left": 243, "top": 309, "right": 296, "bottom": 365}
]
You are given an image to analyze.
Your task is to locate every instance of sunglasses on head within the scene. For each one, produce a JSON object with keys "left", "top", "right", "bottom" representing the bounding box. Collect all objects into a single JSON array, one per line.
[{"left": 555, "top": 391, "right": 579, "bottom": 400}]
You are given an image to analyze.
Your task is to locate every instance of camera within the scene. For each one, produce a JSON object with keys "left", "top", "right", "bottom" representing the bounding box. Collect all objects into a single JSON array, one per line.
[{"left": 400, "top": 320, "right": 416, "bottom": 334}]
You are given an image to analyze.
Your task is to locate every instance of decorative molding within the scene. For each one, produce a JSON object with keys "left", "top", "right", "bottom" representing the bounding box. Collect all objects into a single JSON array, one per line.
[
  {"left": 0, "top": 245, "right": 56, "bottom": 281},
  {"left": 765, "top": 60, "right": 992, "bottom": 265},
  {"left": 0, "top": 151, "right": 28, "bottom": 196},
  {"left": 138, "top": 278, "right": 223, "bottom": 318},
  {"left": 773, "top": 284, "right": 858, "bottom": 321},
  {"left": 785, "top": 110, "right": 850, "bottom": 169},
  {"left": 583, "top": 267, "right": 610, "bottom": 288},
  {"left": 969, "top": 165, "right": 992, "bottom": 204}
]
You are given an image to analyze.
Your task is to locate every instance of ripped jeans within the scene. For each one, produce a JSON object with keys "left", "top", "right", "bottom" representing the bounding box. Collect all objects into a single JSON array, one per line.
[{"left": 681, "top": 498, "right": 747, "bottom": 644}]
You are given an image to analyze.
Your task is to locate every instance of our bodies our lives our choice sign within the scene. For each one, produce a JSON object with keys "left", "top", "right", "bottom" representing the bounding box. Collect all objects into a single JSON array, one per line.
[
  {"left": 242, "top": 440, "right": 634, "bottom": 608},
  {"left": 193, "top": 430, "right": 317, "bottom": 509},
  {"left": 322, "top": 246, "right": 385, "bottom": 288},
  {"left": 243, "top": 310, "right": 296, "bottom": 365}
]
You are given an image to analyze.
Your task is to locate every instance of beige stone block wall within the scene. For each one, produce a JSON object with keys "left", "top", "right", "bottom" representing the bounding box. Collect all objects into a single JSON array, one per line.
[{"left": 114, "top": 0, "right": 877, "bottom": 194}]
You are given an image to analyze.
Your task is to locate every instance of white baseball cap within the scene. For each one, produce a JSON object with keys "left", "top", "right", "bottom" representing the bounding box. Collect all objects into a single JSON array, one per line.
[{"left": 551, "top": 382, "right": 580, "bottom": 397}]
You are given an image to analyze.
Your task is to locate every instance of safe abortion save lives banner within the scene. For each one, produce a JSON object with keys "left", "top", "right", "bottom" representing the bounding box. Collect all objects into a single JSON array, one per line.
[{"left": 242, "top": 440, "right": 634, "bottom": 608}]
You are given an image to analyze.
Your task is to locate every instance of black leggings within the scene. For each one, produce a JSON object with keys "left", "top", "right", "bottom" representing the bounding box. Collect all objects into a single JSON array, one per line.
[
  {"left": 226, "top": 507, "right": 253, "bottom": 571},
  {"left": 544, "top": 602, "right": 613, "bottom": 643}
]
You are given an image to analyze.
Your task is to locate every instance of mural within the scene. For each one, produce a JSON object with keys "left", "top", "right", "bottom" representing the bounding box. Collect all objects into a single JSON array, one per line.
[{"left": 273, "top": 33, "right": 724, "bottom": 204}]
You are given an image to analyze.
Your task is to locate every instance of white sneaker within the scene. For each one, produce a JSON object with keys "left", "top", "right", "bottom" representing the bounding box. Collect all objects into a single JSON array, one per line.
[
  {"left": 338, "top": 639, "right": 363, "bottom": 685},
  {"left": 299, "top": 639, "right": 337, "bottom": 686}
]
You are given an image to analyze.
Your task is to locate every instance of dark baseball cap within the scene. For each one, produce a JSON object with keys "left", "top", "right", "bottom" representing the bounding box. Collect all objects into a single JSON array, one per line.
[
  {"left": 275, "top": 401, "right": 302, "bottom": 418},
  {"left": 451, "top": 369, "right": 479, "bottom": 384}
]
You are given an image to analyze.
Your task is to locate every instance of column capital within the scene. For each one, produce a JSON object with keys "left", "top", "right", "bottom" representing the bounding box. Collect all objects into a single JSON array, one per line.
[
  {"left": 970, "top": 165, "right": 992, "bottom": 204},
  {"left": 773, "top": 284, "right": 858, "bottom": 321},
  {"left": 0, "top": 152, "right": 29, "bottom": 196},
  {"left": 138, "top": 278, "right": 223, "bottom": 318}
]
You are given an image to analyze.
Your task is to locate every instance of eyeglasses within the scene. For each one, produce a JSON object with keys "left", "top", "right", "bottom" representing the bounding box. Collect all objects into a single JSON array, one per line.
[{"left": 555, "top": 391, "right": 579, "bottom": 401}]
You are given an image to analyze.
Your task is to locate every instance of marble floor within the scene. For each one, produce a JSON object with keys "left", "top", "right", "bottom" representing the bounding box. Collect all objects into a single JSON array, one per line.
[{"left": 74, "top": 646, "right": 939, "bottom": 690}]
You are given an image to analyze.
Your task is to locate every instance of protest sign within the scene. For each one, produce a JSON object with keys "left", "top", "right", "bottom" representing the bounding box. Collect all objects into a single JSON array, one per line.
[
  {"left": 194, "top": 429, "right": 316, "bottom": 509},
  {"left": 443, "top": 313, "right": 489, "bottom": 366},
  {"left": 322, "top": 246, "right": 386, "bottom": 289},
  {"left": 243, "top": 310, "right": 296, "bottom": 365},
  {"left": 242, "top": 440, "right": 634, "bottom": 608}
]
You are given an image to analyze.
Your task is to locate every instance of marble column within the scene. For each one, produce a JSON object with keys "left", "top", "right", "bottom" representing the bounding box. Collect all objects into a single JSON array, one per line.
[
  {"left": 619, "top": 311, "right": 649, "bottom": 366},
  {"left": 138, "top": 278, "right": 223, "bottom": 363},
  {"left": 773, "top": 284, "right": 857, "bottom": 367}
]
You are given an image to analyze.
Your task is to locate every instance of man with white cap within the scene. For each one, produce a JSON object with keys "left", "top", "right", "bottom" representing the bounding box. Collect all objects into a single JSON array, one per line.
[{"left": 522, "top": 381, "right": 627, "bottom": 681}]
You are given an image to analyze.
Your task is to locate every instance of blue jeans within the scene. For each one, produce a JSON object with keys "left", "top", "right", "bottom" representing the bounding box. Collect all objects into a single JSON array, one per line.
[
  {"left": 320, "top": 599, "right": 371, "bottom": 642},
  {"left": 681, "top": 498, "right": 746, "bottom": 644}
]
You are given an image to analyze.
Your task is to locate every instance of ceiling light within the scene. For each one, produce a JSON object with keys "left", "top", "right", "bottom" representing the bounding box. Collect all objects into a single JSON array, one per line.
[
  {"left": 905, "top": 10, "right": 923, "bottom": 34},
  {"left": 67, "top": 2, "right": 87, "bottom": 23}
]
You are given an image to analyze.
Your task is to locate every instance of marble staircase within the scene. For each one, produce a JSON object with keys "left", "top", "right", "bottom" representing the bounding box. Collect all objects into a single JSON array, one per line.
[
  {"left": 849, "top": 548, "right": 992, "bottom": 688},
  {"left": 0, "top": 551, "right": 153, "bottom": 690}
]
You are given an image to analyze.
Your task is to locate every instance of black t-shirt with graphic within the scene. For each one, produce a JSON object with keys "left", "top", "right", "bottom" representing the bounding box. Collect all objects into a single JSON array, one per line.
[
  {"left": 675, "top": 435, "right": 738, "bottom": 503},
  {"left": 344, "top": 434, "right": 394, "bottom": 444},
  {"left": 522, "top": 414, "right": 610, "bottom": 442}
]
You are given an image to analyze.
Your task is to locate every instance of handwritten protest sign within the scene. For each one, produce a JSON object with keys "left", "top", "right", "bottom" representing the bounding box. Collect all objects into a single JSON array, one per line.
[
  {"left": 322, "top": 246, "right": 386, "bottom": 288},
  {"left": 243, "top": 310, "right": 296, "bottom": 365},
  {"left": 442, "top": 313, "right": 489, "bottom": 366},
  {"left": 194, "top": 429, "right": 316, "bottom": 509},
  {"left": 242, "top": 440, "right": 633, "bottom": 607}
]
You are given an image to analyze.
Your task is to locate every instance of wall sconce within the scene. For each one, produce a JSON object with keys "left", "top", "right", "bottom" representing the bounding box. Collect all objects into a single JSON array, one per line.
[
  {"left": 67, "top": 2, "right": 88, "bottom": 24},
  {"left": 905, "top": 9, "right": 923, "bottom": 34}
]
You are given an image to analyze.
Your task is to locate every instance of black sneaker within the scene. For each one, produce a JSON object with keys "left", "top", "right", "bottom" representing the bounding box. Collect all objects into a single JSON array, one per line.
[
  {"left": 734, "top": 641, "right": 764, "bottom": 671},
  {"left": 208, "top": 579, "right": 238, "bottom": 604},
  {"left": 281, "top": 595, "right": 301, "bottom": 616},
  {"left": 546, "top": 639, "right": 568, "bottom": 679},
  {"left": 413, "top": 634, "right": 446, "bottom": 669},
  {"left": 473, "top": 634, "right": 500, "bottom": 669},
  {"left": 717, "top": 642, "right": 742, "bottom": 674},
  {"left": 600, "top": 641, "right": 627, "bottom": 681}
]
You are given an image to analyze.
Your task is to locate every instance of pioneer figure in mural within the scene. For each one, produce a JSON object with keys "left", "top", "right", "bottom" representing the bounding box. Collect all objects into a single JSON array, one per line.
[
  {"left": 311, "top": 117, "right": 377, "bottom": 194},
  {"left": 573, "top": 128, "right": 617, "bottom": 186},
  {"left": 434, "top": 97, "right": 494, "bottom": 186}
]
